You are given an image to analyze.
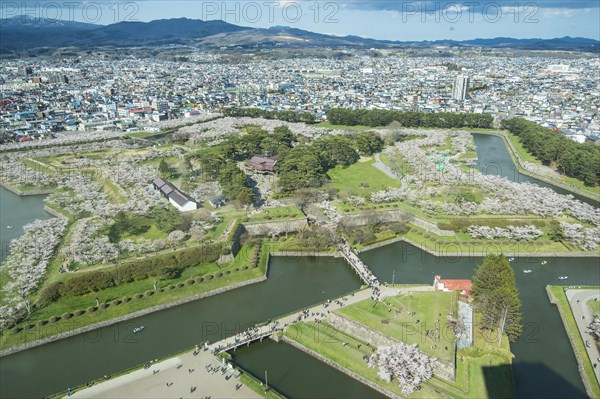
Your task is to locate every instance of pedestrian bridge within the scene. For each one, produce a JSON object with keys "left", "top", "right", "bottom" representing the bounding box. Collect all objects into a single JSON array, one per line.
[
  {"left": 336, "top": 241, "right": 380, "bottom": 287},
  {"left": 208, "top": 327, "right": 277, "bottom": 354}
]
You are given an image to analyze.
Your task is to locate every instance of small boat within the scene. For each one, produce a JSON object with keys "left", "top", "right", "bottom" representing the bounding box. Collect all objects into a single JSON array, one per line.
[
  {"left": 508, "top": 257, "right": 515, "bottom": 262},
  {"left": 6, "top": 226, "right": 13, "bottom": 229},
  {"left": 133, "top": 326, "right": 145, "bottom": 333},
  {"left": 523, "top": 269, "right": 532, "bottom": 274},
  {"left": 558, "top": 276, "right": 568, "bottom": 280},
  {"left": 541, "top": 261, "right": 548, "bottom": 265}
]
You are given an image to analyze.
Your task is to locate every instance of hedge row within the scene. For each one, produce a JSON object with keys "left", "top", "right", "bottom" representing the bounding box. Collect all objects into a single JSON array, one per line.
[
  {"left": 17, "top": 265, "right": 257, "bottom": 333},
  {"left": 58, "top": 243, "right": 222, "bottom": 297}
]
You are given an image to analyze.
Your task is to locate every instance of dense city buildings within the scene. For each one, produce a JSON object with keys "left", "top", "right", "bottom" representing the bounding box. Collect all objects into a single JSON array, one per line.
[{"left": 1, "top": 50, "right": 599, "bottom": 143}]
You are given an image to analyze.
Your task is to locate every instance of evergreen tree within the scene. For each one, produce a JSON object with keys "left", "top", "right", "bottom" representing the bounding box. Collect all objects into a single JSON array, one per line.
[
  {"left": 472, "top": 254, "right": 523, "bottom": 343},
  {"left": 158, "top": 159, "right": 172, "bottom": 178}
]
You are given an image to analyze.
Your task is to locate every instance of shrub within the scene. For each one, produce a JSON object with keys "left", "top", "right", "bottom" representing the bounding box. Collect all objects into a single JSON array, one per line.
[
  {"left": 37, "top": 320, "right": 47, "bottom": 327},
  {"left": 60, "top": 271, "right": 115, "bottom": 296},
  {"left": 215, "top": 272, "right": 223, "bottom": 278},
  {"left": 186, "top": 279, "right": 194, "bottom": 285},
  {"left": 122, "top": 297, "right": 130, "bottom": 303},
  {"left": 241, "top": 266, "right": 248, "bottom": 270},
  {"left": 11, "top": 326, "right": 22, "bottom": 334},
  {"left": 225, "top": 270, "right": 230, "bottom": 275},
  {"left": 62, "top": 312, "right": 72, "bottom": 320},
  {"left": 74, "top": 310, "right": 84, "bottom": 317},
  {"left": 37, "top": 281, "right": 62, "bottom": 306},
  {"left": 168, "top": 285, "right": 175, "bottom": 290},
  {"left": 49, "top": 316, "right": 58, "bottom": 323},
  {"left": 134, "top": 293, "right": 143, "bottom": 299},
  {"left": 111, "top": 300, "right": 121, "bottom": 306},
  {"left": 144, "top": 290, "right": 153, "bottom": 297},
  {"left": 204, "top": 274, "right": 213, "bottom": 281},
  {"left": 99, "top": 303, "right": 108, "bottom": 309},
  {"left": 23, "top": 324, "right": 34, "bottom": 330},
  {"left": 176, "top": 283, "right": 184, "bottom": 288},
  {"left": 195, "top": 277, "right": 203, "bottom": 283},
  {"left": 423, "top": 233, "right": 430, "bottom": 238},
  {"left": 233, "top": 268, "right": 239, "bottom": 272},
  {"left": 87, "top": 306, "right": 96, "bottom": 313}
]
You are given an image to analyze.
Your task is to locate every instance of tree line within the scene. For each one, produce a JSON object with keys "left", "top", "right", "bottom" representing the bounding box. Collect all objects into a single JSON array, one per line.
[
  {"left": 222, "top": 107, "right": 318, "bottom": 124},
  {"left": 327, "top": 108, "right": 494, "bottom": 129},
  {"left": 473, "top": 254, "right": 522, "bottom": 343},
  {"left": 501, "top": 118, "right": 600, "bottom": 186}
]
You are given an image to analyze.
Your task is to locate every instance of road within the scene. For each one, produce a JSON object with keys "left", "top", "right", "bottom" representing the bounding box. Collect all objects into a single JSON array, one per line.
[{"left": 565, "top": 288, "right": 600, "bottom": 387}]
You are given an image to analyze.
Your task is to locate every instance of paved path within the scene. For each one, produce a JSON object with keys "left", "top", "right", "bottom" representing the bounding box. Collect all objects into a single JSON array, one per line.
[
  {"left": 565, "top": 289, "right": 600, "bottom": 387},
  {"left": 373, "top": 152, "right": 405, "bottom": 191},
  {"left": 67, "top": 350, "right": 260, "bottom": 399},
  {"left": 209, "top": 286, "right": 432, "bottom": 354}
]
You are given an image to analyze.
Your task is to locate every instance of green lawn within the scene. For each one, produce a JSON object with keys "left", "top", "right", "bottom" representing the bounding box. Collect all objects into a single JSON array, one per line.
[
  {"left": 548, "top": 286, "right": 600, "bottom": 399},
  {"left": 505, "top": 132, "right": 540, "bottom": 164},
  {"left": 326, "top": 158, "right": 401, "bottom": 198},
  {"left": 588, "top": 299, "right": 600, "bottom": 316},
  {"left": 337, "top": 292, "right": 457, "bottom": 362}
]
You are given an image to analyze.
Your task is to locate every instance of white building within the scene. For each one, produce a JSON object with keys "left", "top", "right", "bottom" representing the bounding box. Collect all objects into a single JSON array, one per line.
[
  {"left": 153, "top": 177, "right": 197, "bottom": 212},
  {"left": 452, "top": 75, "right": 470, "bottom": 100}
]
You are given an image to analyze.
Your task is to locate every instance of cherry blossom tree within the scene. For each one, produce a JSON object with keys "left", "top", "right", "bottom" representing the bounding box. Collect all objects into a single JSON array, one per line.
[{"left": 367, "top": 343, "right": 436, "bottom": 396}]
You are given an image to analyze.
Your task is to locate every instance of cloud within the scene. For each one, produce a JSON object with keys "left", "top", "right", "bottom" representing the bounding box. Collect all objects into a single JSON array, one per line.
[{"left": 341, "top": 0, "right": 600, "bottom": 13}]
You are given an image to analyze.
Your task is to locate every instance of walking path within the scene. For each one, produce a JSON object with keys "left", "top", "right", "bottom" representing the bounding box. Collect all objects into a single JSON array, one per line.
[
  {"left": 373, "top": 152, "right": 405, "bottom": 191},
  {"left": 565, "top": 289, "right": 600, "bottom": 387},
  {"left": 67, "top": 349, "right": 260, "bottom": 399},
  {"left": 209, "top": 285, "right": 432, "bottom": 354}
]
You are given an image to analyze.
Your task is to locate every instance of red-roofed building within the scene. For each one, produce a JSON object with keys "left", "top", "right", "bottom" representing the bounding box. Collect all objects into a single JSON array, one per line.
[
  {"left": 244, "top": 156, "right": 277, "bottom": 174},
  {"left": 433, "top": 275, "right": 472, "bottom": 300}
]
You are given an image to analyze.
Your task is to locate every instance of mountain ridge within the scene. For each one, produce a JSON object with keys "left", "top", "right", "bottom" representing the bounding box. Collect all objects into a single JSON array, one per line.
[{"left": 1, "top": 16, "right": 598, "bottom": 51}]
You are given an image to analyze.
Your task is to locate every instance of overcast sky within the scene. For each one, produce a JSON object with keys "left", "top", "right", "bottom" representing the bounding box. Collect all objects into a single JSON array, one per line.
[{"left": 3, "top": 1, "right": 600, "bottom": 40}]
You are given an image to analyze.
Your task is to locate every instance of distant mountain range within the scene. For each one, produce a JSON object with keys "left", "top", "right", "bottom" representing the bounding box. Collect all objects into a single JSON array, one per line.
[{"left": 1, "top": 16, "right": 598, "bottom": 52}]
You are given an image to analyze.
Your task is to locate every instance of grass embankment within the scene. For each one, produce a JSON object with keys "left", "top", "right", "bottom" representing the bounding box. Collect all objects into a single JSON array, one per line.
[
  {"left": 337, "top": 292, "right": 456, "bottom": 362},
  {"left": 0, "top": 246, "right": 267, "bottom": 351},
  {"left": 248, "top": 205, "right": 305, "bottom": 222},
  {"left": 239, "top": 372, "right": 287, "bottom": 399},
  {"left": 285, "top": 317, "right": 514, "bottom": 399},
  {"left": 402, "top": 223, "right": 569, "bottom": 255},
  {"left": 326, "top": 158, "right": 402, "bottom": 198},
  {"left": 548, "top": 286, "right": 600, "bottom": 398},
  {"left": 285, "top": 289, "right": 514, "bottom": 398},
  {"left": 588, "top": 300, "right": 600, "bottom": 316}
]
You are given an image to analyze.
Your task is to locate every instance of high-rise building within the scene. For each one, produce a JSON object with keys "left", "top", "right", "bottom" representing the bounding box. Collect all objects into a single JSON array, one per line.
[
  {"left": 152, "top": 99, "right": 169, "bottom": 113},
  {"left": 47, "top": 74, "right": 69, "bottom": 84},
  {"left": 452, "top": 75, "right": 470, "bottom": 100},
  {"left": 19, "top": 66, "right": 33, "bottom": 76}
]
